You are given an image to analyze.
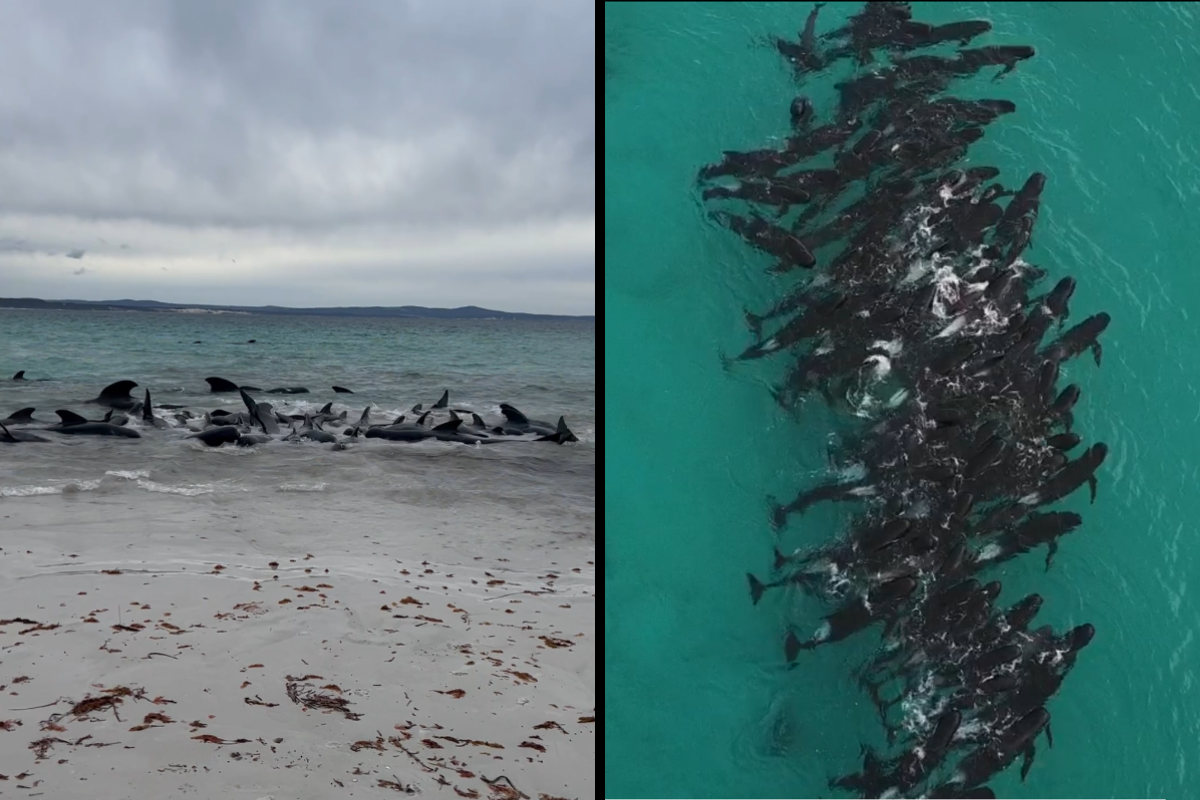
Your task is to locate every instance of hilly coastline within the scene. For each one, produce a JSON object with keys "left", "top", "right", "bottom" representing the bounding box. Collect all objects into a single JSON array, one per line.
[{"left": 0, "top": 296, "right": 593, "bottom": 322}]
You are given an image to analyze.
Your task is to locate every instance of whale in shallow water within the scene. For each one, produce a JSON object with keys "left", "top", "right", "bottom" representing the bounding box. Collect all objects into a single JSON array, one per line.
[
  {"left": 1042, "top": 312, "right": 1110, "bottom": 367},
  {"left": 189, "top": 425, "right": 241, "bottom": 447},
  {"left": 449, "top": 411, "right": 496, "bottom": 439},
  {"left": 364, "top": 424, "right": 433, "bottom": 442},
  {"left": 790, "top": 95, "right": 814, "bottom": 128},
  {"left": 949, "top": 707, "right": 1050, "bottom": 789},
  {"left": 47, "top": 409, "right": 142, "bottom": 438},
  {"left": 89, "top": 380, "right": 140, "bottom": 410},
  {"left": 494, "top": 404, "right": 576, "bottom": 438},
  {"left": 0, "top": 421, "right": 49, "bottom": 443},
  {"left": 534, "top": 416, "right": 580, "bottom": 444},
  {"left": 1020, "top": 443, "right": 1108, "bottom": 507},
  {"left": 51, "top": 409, "right": 127, "bottom": 428},
  {"left": 237, "top": 389, "right": 281, "bottom": 435},
  {"left": 237, "top": 433, "right": 271, "bottom": 447},
  {"left": 785, "top": 577, "right": 917, "bottom": 659},
  {"left": 287, "top": 414, "right": 339, "bottom": 444},
  {"left": 428, "top": 418, "right": 494, "bottom": 444},
  {"left": 12, "top": 370, "right": 26, "bottom": 381},
  {"left": 343, "top": 407, "right": 373, "bottom": 436},
  {"left": 308, "top": 403, "right": 348, "bottom": 426},
  {"left": 102, "top": 410, "right": 130, "bottom": 426},
  {"left": 141, "top": 390, "right": 171, "bottom": 429},
  {"left": 206, "top": 377, "right": 257, "bottom": 392},
  {"left": 0, "top": 407, "right": 38, "bottom": 426}
]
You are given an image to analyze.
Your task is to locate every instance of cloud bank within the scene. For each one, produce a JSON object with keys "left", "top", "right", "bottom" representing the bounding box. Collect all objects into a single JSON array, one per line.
[{"left": 0, "top": 0, "right": 595, "bottom": 314}]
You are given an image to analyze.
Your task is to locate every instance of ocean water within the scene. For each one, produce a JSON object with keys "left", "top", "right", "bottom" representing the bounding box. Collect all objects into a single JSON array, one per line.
[
  {"left": 0, "top": 309, "right": 595, "bottom": 532},
  {"left": 605, "top": 3, "right": 1200, "bottom": 799}
]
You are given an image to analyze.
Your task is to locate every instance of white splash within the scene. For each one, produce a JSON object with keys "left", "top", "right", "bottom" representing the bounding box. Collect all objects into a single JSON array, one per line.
[{"left": 105, "top": 470, "right": 150, "bottom": 480}]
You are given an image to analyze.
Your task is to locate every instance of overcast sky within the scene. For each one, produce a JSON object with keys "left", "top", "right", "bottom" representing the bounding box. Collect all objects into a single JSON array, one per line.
[{"left": 0, "top": 0, "right": 595, "bottom": 314}]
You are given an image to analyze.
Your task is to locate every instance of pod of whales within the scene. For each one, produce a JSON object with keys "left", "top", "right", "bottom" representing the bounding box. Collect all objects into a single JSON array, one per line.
[
  {"left": 708, "top": 4, "right": 1107, "bottom": 796},
  {"left": 0, "top": 381, "right": 579, "bottom": 450}
]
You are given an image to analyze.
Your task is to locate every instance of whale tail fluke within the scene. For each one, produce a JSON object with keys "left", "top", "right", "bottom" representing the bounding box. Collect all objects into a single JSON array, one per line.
[{"left": 748, "top": 573, "right": 766, "bottom": 605}]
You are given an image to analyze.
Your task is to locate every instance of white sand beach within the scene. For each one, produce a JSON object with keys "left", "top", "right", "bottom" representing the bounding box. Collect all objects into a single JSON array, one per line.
[{"left": 0, "top": 493, "right": 595, "bottom": 799}]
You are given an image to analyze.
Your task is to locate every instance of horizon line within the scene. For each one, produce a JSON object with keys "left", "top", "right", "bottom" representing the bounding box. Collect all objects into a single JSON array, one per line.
[{"left": 0, "top": 295, "right": 595, "bottom": 320}]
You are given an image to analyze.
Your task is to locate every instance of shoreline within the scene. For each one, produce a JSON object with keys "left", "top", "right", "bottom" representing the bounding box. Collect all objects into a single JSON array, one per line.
[{"left": 0, "top": 493, "right": 595, "bottom": 799}]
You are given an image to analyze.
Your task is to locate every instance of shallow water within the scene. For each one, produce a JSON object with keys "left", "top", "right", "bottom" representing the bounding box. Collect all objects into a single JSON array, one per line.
[
  {"left": 0, "top": 309, "right": 595, "bottom": 535},
  {"left": 606, "top": 2, "right": 1200, "bottom": 798}
]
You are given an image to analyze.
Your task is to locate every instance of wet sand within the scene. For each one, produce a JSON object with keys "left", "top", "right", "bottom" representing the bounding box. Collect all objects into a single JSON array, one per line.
[{"left": 0, "top": 493, "right": 595, "bottom": 799}]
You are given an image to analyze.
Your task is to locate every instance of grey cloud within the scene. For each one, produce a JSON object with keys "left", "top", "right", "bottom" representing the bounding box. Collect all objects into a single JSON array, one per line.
[
  {"left": 73, "top": 266, "right": 88, "bottom": 275},
  {"left": 0, "top": 0, "right": 594, "bottom": 314},
  {"left": 0, "top": 0, "right": 595, "bottom": 230},
  {"left": 0, "top": 236, "right": 36, "bottom": 253}
]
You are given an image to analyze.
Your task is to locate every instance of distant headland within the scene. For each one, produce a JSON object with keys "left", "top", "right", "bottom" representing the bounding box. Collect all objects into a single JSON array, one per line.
[{"left": 0, "top": 297, "right": 594, "bottom": 322}]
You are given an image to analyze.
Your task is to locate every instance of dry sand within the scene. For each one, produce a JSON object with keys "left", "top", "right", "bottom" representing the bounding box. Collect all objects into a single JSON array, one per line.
[{"left": 0, "top": 492, "right": 595, "bottom": 799}]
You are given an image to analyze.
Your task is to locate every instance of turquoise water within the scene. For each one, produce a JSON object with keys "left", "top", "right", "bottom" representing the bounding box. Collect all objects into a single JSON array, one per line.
[
  {"left": 0, "top": 309, "right": 595, "bottom": 522},
  {"left": 606, "top": 3, "right": 1200, "bottom": 798}
]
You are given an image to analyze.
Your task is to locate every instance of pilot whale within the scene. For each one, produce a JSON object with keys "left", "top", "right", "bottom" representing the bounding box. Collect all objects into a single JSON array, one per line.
[{"left": 89, "top": 380, "right": 140, "bottom": 411}]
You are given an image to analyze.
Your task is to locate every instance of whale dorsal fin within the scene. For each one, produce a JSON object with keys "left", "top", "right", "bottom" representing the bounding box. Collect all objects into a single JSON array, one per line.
[
  {"left": 500, "top": 403, "right": 528, "bottom": 424},
  {"left": 433, "top": 390, "right": 449, "bottom": 409},
  {"left": 12, "top": 370, "right": 25, "bottom": 381},
  {"left": 6, "top": 407, "right": 35, "bottom": 423},
  {"left": 97, "top": 380, "right": 138, "bottom": 402},
  {"left": 206, "top": 376, "right": 240, "bottom": 392},
  {"left": 433, "top": 418, "right": 463, "bottom": 432},
  {"left": 56, "top": 409, "right": 89, "bottom": 426},
  {"left": 142, "top": 389, "right": 154, "bottom": 421},
  {"left": 472, "top": 413, "right": 486, "bottom": 427},
  {"left": 417, "top": 409, "right": 431, "bottom": 426},
  {"left": 449, "top": 410, "right": 461, "bottom": 422},
  {"left": 320, "top": 402, "right": 332, "bottom": 414}
]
